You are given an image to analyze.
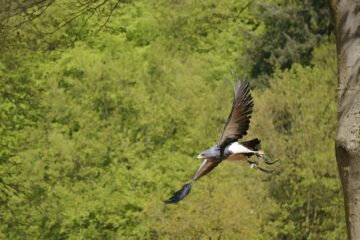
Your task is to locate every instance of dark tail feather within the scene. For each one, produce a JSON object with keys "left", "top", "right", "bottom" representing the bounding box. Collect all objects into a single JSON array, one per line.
[
  {"left": 163, "top": 183, "right": 192, "bottom": 204},
  {"left": 240, "top": 138, "right": 261, "bottom": 150}
]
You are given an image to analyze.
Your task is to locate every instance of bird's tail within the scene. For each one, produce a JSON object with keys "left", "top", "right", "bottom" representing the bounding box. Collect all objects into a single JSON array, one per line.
[
  {"left": 240, "top": 138, "right": 261, "bottom": 150},
  {"left": 163, "top": 182, "right": 192, "bottom": 204}
]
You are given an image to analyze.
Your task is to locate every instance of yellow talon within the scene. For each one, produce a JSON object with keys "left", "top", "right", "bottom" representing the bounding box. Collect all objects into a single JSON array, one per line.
[{"left": 257, "top": 150, "right": 266, "bottom": 157}]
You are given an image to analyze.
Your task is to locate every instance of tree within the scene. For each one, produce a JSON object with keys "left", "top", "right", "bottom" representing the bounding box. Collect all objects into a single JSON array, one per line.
[
  {"left": 329, "top": 0, "right": 360, "bottom": 239},
  {"left": 0, "top": 0, "right": 128, "bottom": 51},
  {"left": 246, "top": 0, "right": 331, "bottom": 87},
  {"left": 251, "top": 44, "right": 344, "bottom": 239},
  {"left": 0, "top": 0, "right": 347, "bottom": 238}
]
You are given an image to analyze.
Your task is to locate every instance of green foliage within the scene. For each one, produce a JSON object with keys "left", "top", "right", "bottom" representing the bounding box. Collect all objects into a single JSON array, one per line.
[
  {"left": 247, "top": 0, "right": 332, "bottom": 87},
  {"left": 253, "top": 44, "right": 345, "bottom": 239},
  {"left": 0, "top": 0, "right": 344, "bottom": 239}
]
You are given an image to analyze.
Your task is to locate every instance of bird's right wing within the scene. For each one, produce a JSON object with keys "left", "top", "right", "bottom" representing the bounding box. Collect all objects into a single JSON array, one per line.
[
  {"left": 217, "top": 80, "right": 254, "bottom": 149},
  {"left": 164, "top": 159, "right": 221, "bottom": 204}
]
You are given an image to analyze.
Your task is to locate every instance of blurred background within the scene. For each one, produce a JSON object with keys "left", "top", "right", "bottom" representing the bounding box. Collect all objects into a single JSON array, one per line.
[{"left": 0, "top": 0, "right": 344, "bottom": 239}]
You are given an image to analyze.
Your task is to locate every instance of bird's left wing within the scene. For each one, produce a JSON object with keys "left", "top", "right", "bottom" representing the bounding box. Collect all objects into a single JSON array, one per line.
[
  {"left": 193, "top": 159, "right": 221, "bottom": 181},
  {"left": 217, "top": 80, "right": 253, "bottom": 149},
  {"left": 164, "top": 159, "right": 221, "bottom": 204}
]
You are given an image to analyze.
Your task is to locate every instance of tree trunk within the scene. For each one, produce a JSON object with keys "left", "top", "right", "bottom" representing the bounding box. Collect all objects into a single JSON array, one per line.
[{"left": 329, "top": 0, "right": 360, "bottom": 239}]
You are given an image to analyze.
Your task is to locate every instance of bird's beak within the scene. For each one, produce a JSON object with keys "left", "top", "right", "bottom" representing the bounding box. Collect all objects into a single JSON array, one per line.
[{"left": 197, "top": 154, "right": 204, "bottom": 159}]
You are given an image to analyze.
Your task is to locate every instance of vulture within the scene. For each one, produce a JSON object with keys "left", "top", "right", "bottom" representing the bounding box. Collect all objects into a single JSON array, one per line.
[{"left": 164, "top": 79, "right": 277, "bottom": 204}]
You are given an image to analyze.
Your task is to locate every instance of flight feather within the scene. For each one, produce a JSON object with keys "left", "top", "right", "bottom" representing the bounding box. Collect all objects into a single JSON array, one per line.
[{"left": 217, "top": 80, "right": 253, "bottom": 148}]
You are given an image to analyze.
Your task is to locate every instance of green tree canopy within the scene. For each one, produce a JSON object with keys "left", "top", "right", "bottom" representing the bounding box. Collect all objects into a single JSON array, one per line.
[{"left": 0, "top": 0, "right": 344, "bottom": 239}]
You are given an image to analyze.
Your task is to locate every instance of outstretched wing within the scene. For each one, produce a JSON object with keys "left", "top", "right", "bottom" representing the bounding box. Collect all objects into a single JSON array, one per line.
[
  {"left": 217, "top": 80, "right": 253, "bottom": 149},
  {"left": 164, "top": 159, "right": 221, "bottom": 204},
  {"left": 193, "top": 160, "right": 221, "bottom": 181}
]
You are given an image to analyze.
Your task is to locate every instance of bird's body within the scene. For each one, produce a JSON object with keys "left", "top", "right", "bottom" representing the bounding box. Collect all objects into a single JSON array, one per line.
[
  {"left": 164, "top": 78, "right": 276, "bottom": 204},
  {"left": 225, "top": 142, "right": 256, "bottom": 161},
  {"left": 197, "top": 141, "right": 259, "bottom": 162}
]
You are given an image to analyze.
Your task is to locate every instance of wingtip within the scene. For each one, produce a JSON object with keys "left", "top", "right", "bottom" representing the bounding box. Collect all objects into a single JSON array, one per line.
[
  {"left": 163, "top": 183, "right": 192, "bottom": 204},
  {"left": 163, "top": 199, "right": 174, "bottom": 204}
]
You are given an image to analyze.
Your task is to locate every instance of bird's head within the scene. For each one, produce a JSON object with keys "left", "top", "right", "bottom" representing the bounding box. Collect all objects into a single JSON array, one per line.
[{"left": 197, "top": 145, "right": 220, "bottom": 159}]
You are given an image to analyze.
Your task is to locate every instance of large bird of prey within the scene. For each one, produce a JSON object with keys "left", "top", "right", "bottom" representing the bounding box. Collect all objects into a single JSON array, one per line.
[{"left": 164, "top": 79, "right": 277, "bottom": 204}]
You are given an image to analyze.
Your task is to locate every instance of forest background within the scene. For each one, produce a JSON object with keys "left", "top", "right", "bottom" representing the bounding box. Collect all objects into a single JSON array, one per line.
[{"left": 0, "top": 0, "right": 344, "bottom": 239}]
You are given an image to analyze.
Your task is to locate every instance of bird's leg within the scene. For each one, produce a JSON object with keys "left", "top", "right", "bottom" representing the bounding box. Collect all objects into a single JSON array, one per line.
[
  {"left": 247, "top": 160, "right": 257, "bottom": 165},
  {"left": 255, "top": 165, "right": 274, "bottom": 173},
  {"left": 255, "top": 150, "right": 278, "bottom": 165},
  {"left": 248, "top": 160, "right": 273, "bottom": 174}
]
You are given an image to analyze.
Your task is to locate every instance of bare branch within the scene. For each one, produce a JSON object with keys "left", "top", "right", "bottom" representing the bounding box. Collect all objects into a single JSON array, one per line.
[
  {"left": 97, "top": 0, "right": 122, "bottom": 32},
  {"left": 0, "top": 0, "right": 129, "bottom": 43}
]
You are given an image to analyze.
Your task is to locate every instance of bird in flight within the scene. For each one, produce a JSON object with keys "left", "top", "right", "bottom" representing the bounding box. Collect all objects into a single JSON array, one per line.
[{"left": 164, "top": 78, "right": 277, "bottom": 204}]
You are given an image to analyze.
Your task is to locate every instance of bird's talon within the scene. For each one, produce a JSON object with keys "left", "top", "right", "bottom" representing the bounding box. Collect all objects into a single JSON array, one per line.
[
  {"left": 248, "top": 160, "right": 274, "bottom": 173},
  {"left": 264, "top": 159, "right": 279, "bottom": 165},
  {"left": 256, "top": 150, "right": 266, "bottom": 158},
  {"left": 256, "top": 165, "right": 274, "bottom": 174}
]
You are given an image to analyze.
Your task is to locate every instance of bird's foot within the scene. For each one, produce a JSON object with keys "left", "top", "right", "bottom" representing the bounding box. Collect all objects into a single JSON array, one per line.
[
  {"left": 257, "top": 150, "right": 266, "bottom": 157},
  {"left": 255, "top": 151, "right": 278, "bottom": 165},
  {"left": 248, "top": 160, "right": 273, "bottom": 174},
  {"left": 262, "top": 156, "right": 278, "bottom": 165}
]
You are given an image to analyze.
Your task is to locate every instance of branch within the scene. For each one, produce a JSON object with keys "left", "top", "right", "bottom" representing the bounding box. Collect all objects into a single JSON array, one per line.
[{"left": 97, "top": 0, "right": 122, "bottom": 32}]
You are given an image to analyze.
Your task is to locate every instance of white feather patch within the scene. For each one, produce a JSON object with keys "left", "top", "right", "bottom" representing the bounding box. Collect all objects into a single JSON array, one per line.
[{"left": 226, "top": 142, "right": 253, "bottom": 154}]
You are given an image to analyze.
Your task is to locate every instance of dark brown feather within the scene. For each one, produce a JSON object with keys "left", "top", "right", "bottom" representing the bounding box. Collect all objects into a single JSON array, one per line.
[
  {"left": 217, "top": 81, "right": 254, "bottom": 148},
  {"left": 163, "top": 160, "right": 221, "bottom": 204},
  {"left": 240, "top": 138, "right": 261, "bottom": 150},
  {"left": 194, "top": 160, "right": 221, "bottom": 181}
]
